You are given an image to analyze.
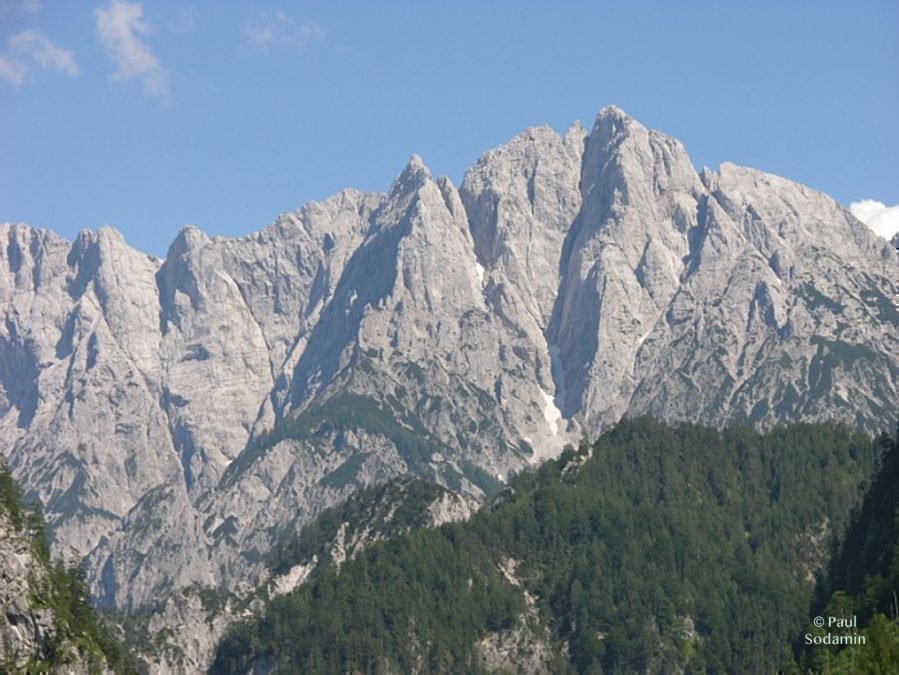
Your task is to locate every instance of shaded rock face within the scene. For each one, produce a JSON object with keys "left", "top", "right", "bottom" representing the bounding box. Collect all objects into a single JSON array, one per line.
[
  {"left": 1, "top": 107, "right": 897, "bottom": 670},
  {"left": 0, "top": 508, "right": 111, "bottom": 673},
  {"left": 0, "top": 511, "right": 55, "bottom": 671}
]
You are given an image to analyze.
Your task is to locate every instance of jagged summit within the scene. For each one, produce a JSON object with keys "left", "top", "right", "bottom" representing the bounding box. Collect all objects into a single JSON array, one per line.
[
  {"left": 594, "top": 103, "right": 635, "bottom": 126},
  {"left": 165, "top": 223, "right": 210, "bottom": 258},
  {"left": 390, "top": 153, "right": 433, "bottom": 196},
  {"left": 1, "top": 105, "right": 897, "bottom": 671},
  {"left": 74, "top": 224, "right": 124, "bottom": 242},
  {"left": 589, "top": 104, "right": 645, "bottom": 146},
  {"left": 566, "top": 118, "right": 586, "bottom": 134},
  {"left": 404, "top": 152, "right": 429, "bottom": 174}
]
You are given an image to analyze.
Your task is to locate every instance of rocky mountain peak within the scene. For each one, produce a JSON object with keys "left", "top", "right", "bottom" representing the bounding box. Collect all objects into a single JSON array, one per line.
[
  {"left": 596, "top": 104, "right": 632, "bottom": 121},
  {"left": 67, "top": 226, "right": 142, "bottom": 273},
  {"left": 166, "top": 224, "right": 210, "bottom": 259},
  {"left": 72, "top": 225, "right": 125, "bottom": 245},
  {"left": 390, "top": 154, "right": 433, "bottom": 198},
  {"left": 67, "top": 223, "right": 123, "bottom": 259},
  {"left": 2, "top": 105, "right": 897, "bottom": 672},
  {"left": 564, "top": 119, "right": 587, "bottom": 138},
  {"left": 583, "top": 106, "right": 699, "bottom": 207}
]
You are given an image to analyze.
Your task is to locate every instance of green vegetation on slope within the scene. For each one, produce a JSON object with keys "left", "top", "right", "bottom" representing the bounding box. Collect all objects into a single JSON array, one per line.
[
  {"left": 221, "top": 391, "right": 506, "bottom": 496},
  {"left": 792, "top": 428, "right": 899, "bottom": 673},
  {"left": 211, "top": 419, "right": 880, "bottom": 674},
  {"left": 269, "top": 477, "right": 456, "bottom": 576},
  {"left": 220, "top": 393, "right": 448, "bottom": 488},
  {"left": 0, "top": 461, "right": 139, "bottom": 674}
]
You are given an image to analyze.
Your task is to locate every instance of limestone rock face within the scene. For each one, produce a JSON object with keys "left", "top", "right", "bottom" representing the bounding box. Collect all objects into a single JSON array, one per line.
[
  {"left": 0, "top": 510, "right": 55, "bottom": 671},
  {"left": 0, "top": 504, "right": 112, "bottom": 673},
  {"left": 549, "top": 107, "right": 706, "bottom": 427},
  {"left": 2, "top": 106, "right": 897, "bottom": 671}
]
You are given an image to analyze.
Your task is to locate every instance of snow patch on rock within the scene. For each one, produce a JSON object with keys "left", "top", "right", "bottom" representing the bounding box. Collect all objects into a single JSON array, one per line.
[{"left": 540, "top": 387, "right": 563, "bottom": 435}]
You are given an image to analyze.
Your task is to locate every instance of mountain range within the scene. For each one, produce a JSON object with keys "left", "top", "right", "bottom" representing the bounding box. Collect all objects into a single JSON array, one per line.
[{"left": 1, "top": 106, "right": 897, "bottom": 670}]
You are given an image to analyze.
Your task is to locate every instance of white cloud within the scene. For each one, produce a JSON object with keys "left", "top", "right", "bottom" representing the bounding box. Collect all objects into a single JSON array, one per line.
[
  {"left": 0, "top": 29, "right": 78, "bottom": 86},
  {"left": 95, "top": 0, "right": 168, "bottom": 100},
  {"left": 850, "top": 199, "right": 899, "bottom": 240},
  {"left": 0, "top": 0, "right": 41, "bottom": 19},
  {"left": 243, "top": 10, "right": 323, "bottom": 51},
  {"left": 9, "top": 30, "right": 78, "bottom": 74},
  {"left": 0, "top": 54, "right": 26, "bottom": 84}
]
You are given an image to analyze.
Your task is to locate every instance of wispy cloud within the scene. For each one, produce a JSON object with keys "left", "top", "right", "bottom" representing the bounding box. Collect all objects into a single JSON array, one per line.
[
  {"left": 0, "top": 54, "right": 26, "bottom": 85},
  {"left": 850, "top": 199, "right": 899, "bottom": 240},
  {"left": 0, "top": 29, "right": 78, "bottom": 86},
  {"left": 0, "top": 0, "right": 41, "bottom": 19},
  {"left": 243, "top": 9, "right": 324, "bottom": 52},
  {"left": 95, "top": 0, "right": 168, "bottom": 101}
]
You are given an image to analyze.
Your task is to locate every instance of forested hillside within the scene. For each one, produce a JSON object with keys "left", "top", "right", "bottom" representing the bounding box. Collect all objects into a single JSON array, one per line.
[
  {"left": 211, "top": 419, "right": 882, "bottom": 674},
  {"left": 793, "top": 427, "right": 899, "bottom": 673}
]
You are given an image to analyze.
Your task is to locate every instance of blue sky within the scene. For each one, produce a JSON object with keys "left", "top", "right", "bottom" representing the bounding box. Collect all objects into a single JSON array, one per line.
[{"left": 2, "top": 0, "right": 898, "bottom": 256}]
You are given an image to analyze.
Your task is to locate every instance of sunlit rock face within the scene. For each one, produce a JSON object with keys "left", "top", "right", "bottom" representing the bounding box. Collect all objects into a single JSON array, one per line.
[{"left": 1, "top": 106, "right": 897, "bottom": 671}]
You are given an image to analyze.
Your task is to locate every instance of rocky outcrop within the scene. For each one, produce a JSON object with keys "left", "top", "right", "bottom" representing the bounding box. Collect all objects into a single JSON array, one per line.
[
  {"left": 0, "top": 509, "right": 58, "bottom": 671},
  {"left": 0, "top": 473, "right": 115, "bottom": 673},
  {"left": 115, "top": 477, "right": 474, "bottom": 672},
  {"left": 1, "top": 106, "right": 897, "bottom": 671}
]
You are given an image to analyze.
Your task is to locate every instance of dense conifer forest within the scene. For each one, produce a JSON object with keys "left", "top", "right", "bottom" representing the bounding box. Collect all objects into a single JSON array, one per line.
[
  {"left": 211, "top": 419, "right": 894, "bottom": 674},
  {"left": 792, "top": 426, "right": 899, "bottom": 673}
]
